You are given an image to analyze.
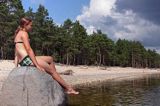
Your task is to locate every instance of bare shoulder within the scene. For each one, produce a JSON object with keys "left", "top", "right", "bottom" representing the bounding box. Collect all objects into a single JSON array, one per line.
[
  {"left": 21, "top": 31, "right": 28, "bottom": 37},
  {"left": 15, "top": 30, "right": 27, "bottom": 42},
  {"left": 19, "top": 31, "right": 29, "bottom": 40}
]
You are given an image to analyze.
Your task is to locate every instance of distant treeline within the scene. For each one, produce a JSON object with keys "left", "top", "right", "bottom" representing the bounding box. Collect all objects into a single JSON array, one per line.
[{"left": 1, "top": 0, "right": 160, "bottom": 68}]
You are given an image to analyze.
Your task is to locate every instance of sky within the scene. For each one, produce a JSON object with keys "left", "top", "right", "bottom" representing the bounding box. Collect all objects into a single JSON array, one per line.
[
  {"left": 22, "top": 0, "right": 90, "bottom": 24},
  {"left": 22, "top": 0, "right": 160, "bottom": 53}
]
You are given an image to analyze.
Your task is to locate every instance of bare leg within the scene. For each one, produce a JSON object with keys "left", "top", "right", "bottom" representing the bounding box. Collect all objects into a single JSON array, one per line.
[{"left": 36, "top": 56, "right": 79, "bottom": 95}]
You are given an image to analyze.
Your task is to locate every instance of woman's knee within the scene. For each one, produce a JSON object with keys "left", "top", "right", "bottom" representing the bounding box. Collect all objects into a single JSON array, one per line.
[
  {"left": 37, "top": 60, "right": 53, "bottom": 74},
  {"left": 36, "top": 58, "right": 49, "bottom": 69},
  {"left": 48, "top": 56, "right": 54, "bottom": 62}
]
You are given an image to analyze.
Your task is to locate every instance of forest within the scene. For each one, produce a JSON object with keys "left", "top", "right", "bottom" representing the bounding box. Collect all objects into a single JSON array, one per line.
[{"left": 1, "top": 0, "right": 160, "bottom": 68}]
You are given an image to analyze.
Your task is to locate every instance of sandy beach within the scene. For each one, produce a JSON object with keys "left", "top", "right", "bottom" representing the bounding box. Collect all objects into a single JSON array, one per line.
[{"left": 1, "top": 60, "right": 160, "bottom": 92}]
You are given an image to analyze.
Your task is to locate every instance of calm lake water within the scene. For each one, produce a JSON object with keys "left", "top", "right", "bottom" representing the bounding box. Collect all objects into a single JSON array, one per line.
[{"left": 69, "top": 74, "right": 160, "bottom": 106}]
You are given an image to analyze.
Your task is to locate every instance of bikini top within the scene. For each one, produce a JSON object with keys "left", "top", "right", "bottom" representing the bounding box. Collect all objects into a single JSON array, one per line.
[
  {"left": 14, "top": 41, "right": 23, "bottom": 45},
  {"left": 14, "top": 39, "right": 30, "bottom": 45}
]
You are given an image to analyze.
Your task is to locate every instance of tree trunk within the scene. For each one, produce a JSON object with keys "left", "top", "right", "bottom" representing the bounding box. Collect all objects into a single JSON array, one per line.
[
  {"left": 1, "top": 46, "right": 3, "bottom": 59},
  {"left": 99, "top": 53, "right": 101, "bottom": 66},
  {"left": 73, "top": 54, "right": 75, "bottom": 65},
  {"left": 66, "top": 53, "right": 69, "bottom": 65},
  {"left": 102, "top": 55, "right": 105, "bottom": 65},
  {"left": 98, "top": 48, "right": 101, "bottom": 66}
]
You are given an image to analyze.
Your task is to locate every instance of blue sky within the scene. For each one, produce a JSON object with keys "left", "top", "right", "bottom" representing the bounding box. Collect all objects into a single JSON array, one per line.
[
  {"left": 22, "top": 0, "right": 90, "bottom": 24},
  {"left": 22, "top": 0, "right": 160, "bottom": 52}
]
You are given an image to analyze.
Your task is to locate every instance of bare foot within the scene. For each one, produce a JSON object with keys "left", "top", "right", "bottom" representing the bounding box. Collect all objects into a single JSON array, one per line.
[{"left": 66, "top": 86, "right": 79, "bottom": 95}]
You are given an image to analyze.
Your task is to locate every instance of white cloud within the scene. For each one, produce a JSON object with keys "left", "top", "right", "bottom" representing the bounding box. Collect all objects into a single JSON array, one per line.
[
  {"left": 146, "top": 46, "right": 160, "bottom": 54},
  {"left": 86, "top": 25, "right": 97, "bottom": 35},
  {"left": 111, "top": 10, "right": 160, "bottom": 42},
  {"left": 76, "top": 0, "right": 160, "bottom": 51},
  {"left": 77, "top": 0, "right": 117, "bottom": 25}
]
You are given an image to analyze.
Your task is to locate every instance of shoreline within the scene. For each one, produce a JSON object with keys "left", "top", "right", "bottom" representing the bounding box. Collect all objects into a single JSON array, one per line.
[
  {"left": 62, "top": 70, "right": 160, "bottom": 87},
  {"left": 1, "top": 60, "right": 160, "bottom": 89}
]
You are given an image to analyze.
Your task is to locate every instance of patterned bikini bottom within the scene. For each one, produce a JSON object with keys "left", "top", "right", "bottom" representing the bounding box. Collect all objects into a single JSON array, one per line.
[{"left": 19, "top": 55, "right": 34, "bottom": 66}]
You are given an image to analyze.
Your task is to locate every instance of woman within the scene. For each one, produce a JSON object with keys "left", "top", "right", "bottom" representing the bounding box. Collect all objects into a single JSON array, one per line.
[{"left": 14, "top": 17, "right": 79, "bottom": 95}]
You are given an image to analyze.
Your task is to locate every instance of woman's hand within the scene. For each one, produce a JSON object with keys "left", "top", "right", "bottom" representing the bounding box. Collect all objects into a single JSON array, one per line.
[{"left": 36, "top": 65, "right": 45, "bottom": 72}]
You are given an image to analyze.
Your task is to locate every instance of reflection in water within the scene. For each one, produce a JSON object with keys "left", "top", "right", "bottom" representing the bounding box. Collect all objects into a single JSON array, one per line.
[{"left": 69, "top": 74, "right": 160, "bottom": 106}]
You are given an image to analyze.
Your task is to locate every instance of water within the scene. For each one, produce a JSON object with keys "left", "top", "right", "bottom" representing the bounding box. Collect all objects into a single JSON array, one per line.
[{"left": 69, "top": 74, "right": 160, "bottom": 106}]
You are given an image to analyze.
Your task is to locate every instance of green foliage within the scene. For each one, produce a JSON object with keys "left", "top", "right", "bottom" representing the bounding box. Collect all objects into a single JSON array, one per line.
[
  {"left": 0, "top": 0, "right": 24, "bottom": 59},
  {"left": 1, "top": 0, "right": 160, "bottom": 68}
]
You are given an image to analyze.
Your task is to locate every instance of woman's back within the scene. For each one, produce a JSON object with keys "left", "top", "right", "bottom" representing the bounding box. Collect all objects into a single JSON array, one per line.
[{"left": 14, "top": 30, "right": 28, "bottom": 62}]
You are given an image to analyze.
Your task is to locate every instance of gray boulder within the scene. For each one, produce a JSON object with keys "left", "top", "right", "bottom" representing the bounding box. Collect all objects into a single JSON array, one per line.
[{"left": 0, "top": 67, "right": 68, "bottom": 106}]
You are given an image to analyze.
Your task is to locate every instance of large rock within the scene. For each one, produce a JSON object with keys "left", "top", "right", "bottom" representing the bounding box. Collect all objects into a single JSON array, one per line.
[{"left": 0, "top": 67, "right": 68, "bottom": 106}]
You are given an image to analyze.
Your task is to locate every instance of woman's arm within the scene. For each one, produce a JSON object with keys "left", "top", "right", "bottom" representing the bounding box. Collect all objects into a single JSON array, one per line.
[{"left": 21, "top": 31, "right": 39, "bottom": 67}]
